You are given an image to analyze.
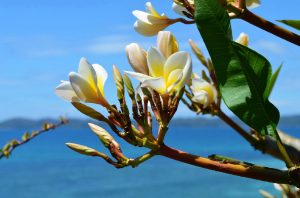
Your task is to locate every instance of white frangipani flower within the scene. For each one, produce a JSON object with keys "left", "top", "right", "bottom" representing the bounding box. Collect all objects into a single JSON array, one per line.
[
  {"left": 55, "top": 57, "right": 110, "bottom": 107},
  {"left": 126, "top": 47, "right": 192, "bottom": 95},
  {"left": 133, "top": 2, "right": 176, "bottom": 36},
  {"left": 190, "top": 79, "right": 217, "bottom": 108}
]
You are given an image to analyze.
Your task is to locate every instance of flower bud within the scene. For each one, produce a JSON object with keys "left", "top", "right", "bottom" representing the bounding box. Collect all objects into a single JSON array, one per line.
[
  {"left": 88, "top": 123, "right": 114, "bottom": 147},
  {"left": 65, "top": 143, "right": 101, "bottom": 157},
  {"left": 123, "top": 73, "right": 135, "bottom": 99},
  {"left": 235, "top": 32, "right": 249, "bottom": 46},
  {"left": 190, "top": 79, "right": 217, "bottom": 108},
  {"left": 113, "top": 65, "right": 124, "bottom": 100}
]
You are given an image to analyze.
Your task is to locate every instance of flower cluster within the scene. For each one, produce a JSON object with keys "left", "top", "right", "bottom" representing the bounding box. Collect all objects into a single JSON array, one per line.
[{"left": 54, "top": 1, "right": 251, "bottom": 168}]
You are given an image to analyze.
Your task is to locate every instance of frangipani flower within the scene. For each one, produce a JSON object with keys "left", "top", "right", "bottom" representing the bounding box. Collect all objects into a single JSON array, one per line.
[
  {"left": 133, "top": 2, "right": 177, "bottom": 36},
  {"left": 126, "top": 31, "right": 179, "bottom": 77},
  {"left": 190, "top": 79, "right": 217, "bottom": 108},
  {"left": 235, "top": 32, "right": 249, "bottom": 46},
  {"left": 55, "top": 58, "right": 110, "bottom": 107},
  {"left": 126, "top": 47, "right": 192, "bottom": 95}
]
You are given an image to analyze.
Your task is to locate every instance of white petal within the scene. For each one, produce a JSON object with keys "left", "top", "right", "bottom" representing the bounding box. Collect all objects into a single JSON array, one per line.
[
  {"left": 164, "top": 51, "right": 189, "bottom": 77},
  {"left": 192, "top": 91, "right": 209, "bottom": 108},
  {"left": 134, "top": 20, "right": 169, "bottom": 37},
  {"left": 142, "top": 77, "right": 166, "bottom": 94},
  {"left": 55, "top": 81, "right": 80, "bottom": 102},
  {"left": 92, "top": 63, "right": 107, "bottom": 96},
  {"left": 172, "top": 2, "right": 190, "bottom": 17},
  {"left": 164, "top": 51, "right": 192, "bottom": 90},
  {"left": 147, "top": 47, "right": 166, "bottom": 77},
  {"left": 157, "top": 31, "right": 179, "bottom": 58},
  {"left": 69, "top": 72, "right": 98, "bottom": 103},
  {"left": 125, "top": 43, "right": 149, "bottom": 74},
  {"left": 77, "top": 57, "right": 98, "bottom": 95},
  {"left": 145, "top": 2, "right": 160, "bottom": 17},
  {"left": 191, "top": 79, "right": 217, "bottom": 104},
  {"left": 125, "top": 71, "right": 154, "bottom": 83},
  {"left": 166, "top": 69, "right": 183, "bottom": 92}
]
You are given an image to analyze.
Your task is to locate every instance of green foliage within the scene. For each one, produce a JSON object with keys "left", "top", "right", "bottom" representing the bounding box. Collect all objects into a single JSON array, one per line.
[
  {"left": 277, "top": 20, "right": 300, "bottom": 31},
  {"left": 265, "top": 64, "right": 282, "bottom": 98},
  {"left": 194, "top": 0, "right": 280, "bottom": 137}
]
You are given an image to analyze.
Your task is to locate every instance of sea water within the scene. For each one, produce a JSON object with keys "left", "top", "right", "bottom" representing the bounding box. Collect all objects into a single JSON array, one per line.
[{"left": 1, "top": 124, "right": 297, "bottom": 198}]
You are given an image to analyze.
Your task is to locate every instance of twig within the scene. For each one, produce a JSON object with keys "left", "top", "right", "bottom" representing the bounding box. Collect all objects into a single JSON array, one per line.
[
  {"left": 0, "top": 118, "right": 69, "bottom": 159},
  {"left": 239, "top": 9, "right": 300, "bottom": 46}
]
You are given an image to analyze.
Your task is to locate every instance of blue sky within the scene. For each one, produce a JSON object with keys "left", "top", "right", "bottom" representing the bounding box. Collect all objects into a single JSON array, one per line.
[{"left": 0, "top": 0, "right": 299, "bottom": 120}]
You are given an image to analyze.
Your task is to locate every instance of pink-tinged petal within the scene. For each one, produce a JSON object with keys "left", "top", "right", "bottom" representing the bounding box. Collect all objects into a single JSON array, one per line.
[
  {"left": 147, "top": 47, "right": 165, "bottom": 77},
  {"left": 55, "top": 81, "right": 80, "bottom": 102}
]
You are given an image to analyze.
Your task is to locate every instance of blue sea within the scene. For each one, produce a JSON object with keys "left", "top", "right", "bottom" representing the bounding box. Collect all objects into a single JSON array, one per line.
[{"left": 1, "top": 124, "right": 298, "bottom": 198}]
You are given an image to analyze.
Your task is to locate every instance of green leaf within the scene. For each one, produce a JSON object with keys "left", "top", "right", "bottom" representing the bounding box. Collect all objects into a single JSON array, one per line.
[
  {"left": 72, "top": 102, "right": 106, "bottom": 121},
  {"left": 265, "top": 64, "right": 282, "bottom": 98},
  {"left": 194, "top": 0, "right": 280, "bottom": 137},
  {"left": 277, "top": 20, "right": 300, "bottom": 31}
]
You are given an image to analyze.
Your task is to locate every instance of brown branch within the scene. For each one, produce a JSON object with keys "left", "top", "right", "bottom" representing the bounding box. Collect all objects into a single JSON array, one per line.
[
  {"left": 239, "top": 9, "right": 300, "bottom": 46},
  {"left": 218, "top": 110, "right": 259, "bottom": 146},
  {"left": 0, "top": 118, "right": 69, "bottom": 159},
  {"left": 159, "top": 144, "right": 296, "bottom": 185}
]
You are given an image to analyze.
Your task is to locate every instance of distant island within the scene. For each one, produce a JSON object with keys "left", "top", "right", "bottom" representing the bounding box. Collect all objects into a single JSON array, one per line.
[{"left": 1, "top": 115, "right": 300, "bottom": 130}]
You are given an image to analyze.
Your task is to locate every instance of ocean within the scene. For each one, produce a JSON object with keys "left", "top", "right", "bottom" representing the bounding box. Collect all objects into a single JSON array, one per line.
[{"left": 1, "top": 123, "right": 297, "bottom": 198}]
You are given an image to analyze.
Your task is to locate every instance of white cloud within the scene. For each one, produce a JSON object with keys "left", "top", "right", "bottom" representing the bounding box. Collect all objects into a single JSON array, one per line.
[{"left": 85, "top": 35, "right": 131, "bottom": 54}]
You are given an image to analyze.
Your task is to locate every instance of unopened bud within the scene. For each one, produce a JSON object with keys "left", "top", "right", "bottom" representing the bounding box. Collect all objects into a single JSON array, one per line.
[
  {"left": 123, "top": 74, "right": 135, "bottom": 99},
  {"left": 189, "top": 39, "right": 207, "bottom": 67},
  {"left": 66, "top": 143, "right": 101, "bottom": 157},
  {"left": 88, "top": 123, "right": 114, "bottom": 147},
  {"left": 235, "top": 32, "right": 249, "bottom": 46},
  {"left": 113, "top": 65, "right": 124, "bottom": 100},
  {"left": 22, "top": 132, "right": 30, "bottom": 141}
]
